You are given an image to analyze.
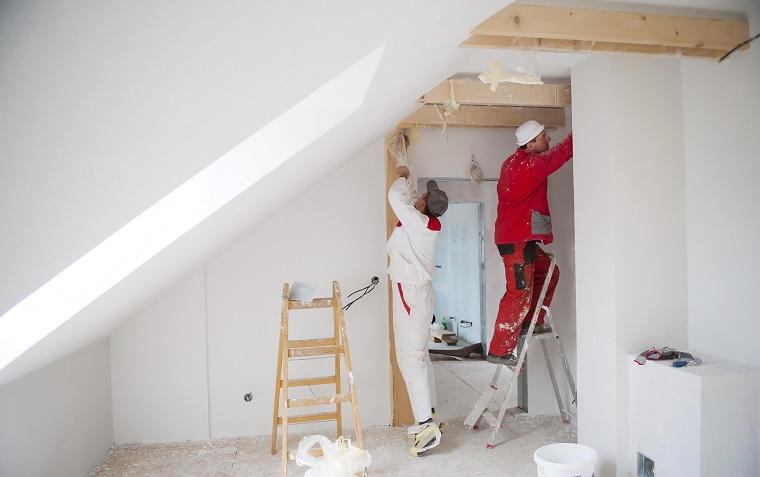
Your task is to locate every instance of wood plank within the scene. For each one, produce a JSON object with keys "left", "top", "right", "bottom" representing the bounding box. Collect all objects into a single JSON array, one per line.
[
  {"left": 288, "top": 338, "right": 335, "bottom": 349},
  {"left": 460, "top": 35, "right": 725, "bottom": 59},
  {"left": 286, "top": 376, "right": 338, "bottom": 387},
  {"left": 384, "top": 131, "right": 415, "bottom": 427},
  {"left": 471, "top": 4, "right": 749, "bottom": 52},
  {"left": 277, "top": 411, "right": 338, "bottom": 424},
  {"left": 288, "top": 297, "right": 333, "bottom": 309},
  {"left": 398, "top": 104, "right": 565, "bottom": 129},
  {"left": 430, "top": 329, "right": 455, "bottom": 340},
  {"left": 288, "top": 346, "right": 343, "bottom": 358},
  {"left": 288, "top": 393, "right": 352, "bottom": 408},
  {"left": 419, "top": 79, "right": 571, "bottom": 107}
]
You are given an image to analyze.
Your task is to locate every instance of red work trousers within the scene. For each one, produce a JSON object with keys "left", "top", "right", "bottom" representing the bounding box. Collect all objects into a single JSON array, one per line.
[{"left": 488, "top": 241, "right": 559, "bottom": 357}]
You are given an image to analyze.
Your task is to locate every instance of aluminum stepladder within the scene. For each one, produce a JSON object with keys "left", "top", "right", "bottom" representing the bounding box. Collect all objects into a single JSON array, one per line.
[
  {"left": 464, "top": 253, "right": 577, "bottom": 448},
  {"left": 271, "top": 281, "right": 363, "bottom": 476}
]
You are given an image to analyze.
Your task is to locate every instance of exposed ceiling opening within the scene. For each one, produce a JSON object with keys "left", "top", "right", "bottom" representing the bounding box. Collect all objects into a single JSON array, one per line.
[{"left": 396, "top": 3, "right": 750, "bottom": 131}]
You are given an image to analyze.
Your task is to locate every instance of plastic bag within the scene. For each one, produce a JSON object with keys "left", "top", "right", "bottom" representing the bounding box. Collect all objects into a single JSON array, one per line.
[
  {"left": 386, "top": 131, "right": 408, "bottom": 167},
  {"left": 295, "top": 435, "right": 371, "bottom": 477}
]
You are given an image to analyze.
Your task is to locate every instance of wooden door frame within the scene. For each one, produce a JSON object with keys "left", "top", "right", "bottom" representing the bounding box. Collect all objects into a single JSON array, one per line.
[{"left": 384, "top": 131, "right": 414, "bottom": 426}]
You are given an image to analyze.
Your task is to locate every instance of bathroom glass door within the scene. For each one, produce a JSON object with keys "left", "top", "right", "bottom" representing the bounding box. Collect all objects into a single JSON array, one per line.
[{"left": 432, "top": 202, "right": 484, "bottom": 346}]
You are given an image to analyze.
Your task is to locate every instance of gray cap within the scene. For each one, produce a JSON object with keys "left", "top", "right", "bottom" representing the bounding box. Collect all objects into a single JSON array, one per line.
[{"left": 426, "top": 180, "right": 449, "bottom": 217}]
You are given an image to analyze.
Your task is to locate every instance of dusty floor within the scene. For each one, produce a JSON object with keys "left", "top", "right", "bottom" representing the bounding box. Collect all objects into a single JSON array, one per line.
[{"left": 89, "top": 356, "right": 576, "bottom": 477}]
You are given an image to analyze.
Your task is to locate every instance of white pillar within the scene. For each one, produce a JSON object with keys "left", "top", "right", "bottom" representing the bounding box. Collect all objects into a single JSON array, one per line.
[{"left": 571, "top": 55, "right": 689, "bottom": 476}]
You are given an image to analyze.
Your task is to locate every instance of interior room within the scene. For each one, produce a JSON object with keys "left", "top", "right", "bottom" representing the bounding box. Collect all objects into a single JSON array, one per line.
[{"left": 1, "top": 1, "right": 759, "bottom": 476}]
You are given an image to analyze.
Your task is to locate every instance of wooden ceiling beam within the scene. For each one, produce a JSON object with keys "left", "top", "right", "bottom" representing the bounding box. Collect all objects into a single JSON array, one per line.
[
  {"left": 462, "top": 4, "right": 749, "bottom": 60},
  {"left": 398, "top": 105, "right": 565, "bottom": 129},
  {"left": 461, "top": 35, "right": 726, "bottom": 59},
  {"left": 419, "top": 79, "right": 571, "bottom": 107}
]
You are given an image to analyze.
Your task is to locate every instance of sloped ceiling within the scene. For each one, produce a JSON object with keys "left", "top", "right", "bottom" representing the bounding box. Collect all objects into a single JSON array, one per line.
[
  {"left": 0, "top": 0, "right": 755, "bottom": 385},
  {"left": 0, "top": 0, "right": 508, "bottom": 384}
]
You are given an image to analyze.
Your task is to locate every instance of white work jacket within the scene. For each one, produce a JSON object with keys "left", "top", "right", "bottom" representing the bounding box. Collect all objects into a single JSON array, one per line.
[{"left": 386, "top": 176, "right": 441, "bottom": 285}]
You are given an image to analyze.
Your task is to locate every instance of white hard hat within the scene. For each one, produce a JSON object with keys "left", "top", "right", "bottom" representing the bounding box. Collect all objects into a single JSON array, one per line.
[{"left": 515, "top": 120, "right": 545, "bottom": 146}]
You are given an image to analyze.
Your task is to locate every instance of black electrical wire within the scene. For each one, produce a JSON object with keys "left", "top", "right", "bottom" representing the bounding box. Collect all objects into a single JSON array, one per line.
[
  {"left": 343, "top": 276, "right": 379, "bottom": 310},
  {"left": 719, "top": 31, "right": 760, "bottom": 63}
]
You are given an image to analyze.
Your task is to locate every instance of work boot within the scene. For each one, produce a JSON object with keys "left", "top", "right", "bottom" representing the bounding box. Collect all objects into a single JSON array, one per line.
[
  {"left": 408, "top": 421, "right": 441, "bottom": 456},
  {"left": 520, "top": 322, "right": 552, "bottom": 336},
  {"left": 486, "top": 353, "right": 527, "bottom": 372},
  {"left": 407, "top": 412, "right": 446, "bottom": 439}
]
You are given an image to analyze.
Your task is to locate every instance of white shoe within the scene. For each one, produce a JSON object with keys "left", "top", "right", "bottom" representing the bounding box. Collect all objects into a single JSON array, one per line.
[
  {"left": 407, "top": 413, "right": 446, "bottom": 438},
  {"left": 408, "top": 422, "right": 441, "bottom": 456}
]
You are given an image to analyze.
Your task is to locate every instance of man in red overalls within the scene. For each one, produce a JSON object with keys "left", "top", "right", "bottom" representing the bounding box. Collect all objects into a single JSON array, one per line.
[{"left": 487, "top": 120, "right": 573, "bottom": 368}]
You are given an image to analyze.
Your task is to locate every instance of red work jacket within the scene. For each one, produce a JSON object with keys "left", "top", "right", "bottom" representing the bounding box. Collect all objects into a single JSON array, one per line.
[{"left": 494, "top": 133, "right": 573, "bottom": 246}]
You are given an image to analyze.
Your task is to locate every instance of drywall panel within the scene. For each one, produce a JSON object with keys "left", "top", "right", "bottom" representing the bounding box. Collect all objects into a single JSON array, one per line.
[
  {"left": 205, "top": 140, "right": 390, "bottom": 438},
  {"left": 111, "top": 271, "right": 209, "bottom": 444},
  {"left": 0, "top": 340, "right": 112, "bottom": 477},
  {"left": 571, "top": 55, "right": 620, "bottom": 477},
  {"left": 572, "top": 54, "right": 688, "bottom": 476},
  {"left": 682, "top": 7, "right": 760, "bottom": 368}
]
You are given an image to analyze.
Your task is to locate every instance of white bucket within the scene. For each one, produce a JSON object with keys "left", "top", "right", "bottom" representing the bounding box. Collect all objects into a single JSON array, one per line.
[{"left": 534, "top": 443, "right": 597, "bottom": 477}]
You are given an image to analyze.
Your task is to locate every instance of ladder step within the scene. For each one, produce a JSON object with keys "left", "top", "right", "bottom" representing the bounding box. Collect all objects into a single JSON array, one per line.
[
  {"left": 277, "top": 411, "right": 339, "bottom": 425},
  {"left": 528, "top": 333, "right": 555, "bottom": 341},
  {"left": 482, "top": 410, "right": 498, "bottom": 428},
  {"left": 287, "top": 375, "right": 338, "bottom": 387},
  {"left": 288, "top": 346, "right": 344, "bottom": 358},
  {"left": 464, "top": 384, "right": 499, "bottom": 428},
  {"left": 288, "top": 298, "right": 333, "bottom": 310},
  {"left": 288, "top": 338, "right": 335, "bottom": 348},
  {"left": 288, "top": 393, "right": 352, "bottom": 408}
]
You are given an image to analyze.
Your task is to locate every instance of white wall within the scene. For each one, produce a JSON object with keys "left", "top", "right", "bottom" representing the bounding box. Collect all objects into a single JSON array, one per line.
[
  {"left": 682, "top": 6, "right": 760, "bottom": 368},
  {"left": 111, "top": 271, "right": 209, "bottom": 444},
  {"left": 572, "top": 55, "right": 689, "bottom": 476},
  {"left": 110, "top": 139, "right": 390, "bottom": 440},
  {"left": 409, "top": 124, "right": 577, "bottom": 416},
  {"left": 0, "top": 340, "right": 112, "bottom": 477},
  {"left": 204, "top": 139, "right": 390, "bottom": 438}
]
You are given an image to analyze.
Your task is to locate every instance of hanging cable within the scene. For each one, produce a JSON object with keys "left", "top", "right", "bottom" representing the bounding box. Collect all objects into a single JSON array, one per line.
[
  {"left": 343, "top": 276, "right": 379, "bottom": 311},
  {"left": 719, "top": 31, "right": 760, "bottom": 63}
]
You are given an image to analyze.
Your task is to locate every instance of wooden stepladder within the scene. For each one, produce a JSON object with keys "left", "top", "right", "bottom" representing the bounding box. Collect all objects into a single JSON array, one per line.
[
  {"left": 464, "top": 254, "right": 577, "bottom": 448},
  {"left": 271, "top": 281, "right": 363, "bottom": 476}
]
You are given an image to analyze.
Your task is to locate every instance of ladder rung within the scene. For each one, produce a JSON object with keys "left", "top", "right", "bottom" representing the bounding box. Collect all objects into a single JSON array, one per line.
[
  {"left": 288, "top": 298, "right": 333, "bottom": 309},
  {"left": 286, "top": 375, "right": 338, "bottom": 387},
  {"left": 482, "top": 410, "right": 497, "bottom": 427},
  {"left": 277, "top": 411, "right": 339, "bottom": 425},
  {"left": 529, "top": 333, "right": 555, "bottom": 341},
  {"left": 288, "top": 338, "right": 336, "bottom": 348},
  {"left": 289, "top": 346, "right": 344, "bottom": 358},
  {"left": 288, "top": 393, "right": 352, "bottom": 408}
]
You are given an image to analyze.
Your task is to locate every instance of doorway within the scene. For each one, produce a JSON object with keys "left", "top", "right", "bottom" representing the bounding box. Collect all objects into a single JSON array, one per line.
[{"left": 431, "top": 201, "right": 486, "bottom": 355}]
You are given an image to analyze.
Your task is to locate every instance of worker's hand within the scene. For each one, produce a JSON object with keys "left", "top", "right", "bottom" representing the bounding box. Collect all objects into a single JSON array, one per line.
[{"left": 397, "top": 165, "right": 410, "bottom": 179}]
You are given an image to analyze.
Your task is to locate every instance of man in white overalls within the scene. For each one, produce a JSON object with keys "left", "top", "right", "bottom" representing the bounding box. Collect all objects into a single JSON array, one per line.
[{"left": 387, "top": 161, "right": 448, "bottom": 456}]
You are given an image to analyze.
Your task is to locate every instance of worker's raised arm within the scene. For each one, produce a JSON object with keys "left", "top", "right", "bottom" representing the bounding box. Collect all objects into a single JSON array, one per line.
[{"left": 387, "top": 167, "right": 427, "bottom": 229}]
